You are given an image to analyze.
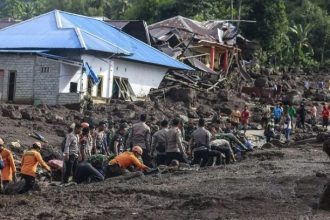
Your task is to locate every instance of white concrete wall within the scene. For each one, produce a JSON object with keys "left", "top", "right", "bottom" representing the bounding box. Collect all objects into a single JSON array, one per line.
[
  {"left": 59, "top": 63, "right": 82, "bottom": 93},
  {"left": 112, "top": 59, "right": 168, "bottom": 97},
  {"left": 81, "top": 55, "right": 113, "bottom": 98}
]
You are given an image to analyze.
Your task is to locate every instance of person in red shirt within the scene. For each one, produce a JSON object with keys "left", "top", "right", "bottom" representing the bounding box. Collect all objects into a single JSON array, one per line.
[
  {"left": 240, "top": 105, "right": 250, "bottom": 134},
  {"left": 322, "top": 103, "right": 330, "bottom": 129}
]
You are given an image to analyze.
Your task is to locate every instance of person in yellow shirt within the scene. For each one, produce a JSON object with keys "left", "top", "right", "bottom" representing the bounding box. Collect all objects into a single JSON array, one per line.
[
  {"left": 0, "top": 138, "right": 17, "bottom": 191},
  {"left": 106, "top": 146, "right": 149, "bottom": 178},
  {"left": 230, "top": 105, "right": 241, "bottom": 130},
  {"left": 19, "top": 142, "right": 51, "bottom": 194}
]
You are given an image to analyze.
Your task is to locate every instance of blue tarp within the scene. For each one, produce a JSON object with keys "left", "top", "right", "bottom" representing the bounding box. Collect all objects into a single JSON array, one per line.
[
  {"left": 84, "top": 62, "right": 100, "bottom": 85},
  {"left": 0, "top": 10, "right": 193, "bottom": 71}
]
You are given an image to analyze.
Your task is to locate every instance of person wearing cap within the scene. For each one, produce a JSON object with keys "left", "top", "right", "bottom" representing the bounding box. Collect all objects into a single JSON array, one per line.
[
  {"left": 151, "top": 119, "right": 169, "bottom": 166},
  {"left": 19, "top": 142, "right": 51, "bottom": 194},
  {"left": 0, "top": 138, "right": 17, "bottom": 191},
  {"left": 126, "top": 114, "right": 152, "bottom": 166},
  {"left": 106, "top": 146, "right": 149, "bottom": 177},
  {"left": 96, "top": 121, "right": 109, "bottom": 155},
  {"left": 63, "top": 124, "right": 81, "bottom": 183},
  {"left": 111, "top": 122, "right": 129, "bottom": 156}
]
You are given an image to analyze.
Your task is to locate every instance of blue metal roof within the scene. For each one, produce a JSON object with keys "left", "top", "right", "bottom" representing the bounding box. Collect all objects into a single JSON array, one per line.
[{"left": 0, "top": 10, "right": 193, "bottom": 71}]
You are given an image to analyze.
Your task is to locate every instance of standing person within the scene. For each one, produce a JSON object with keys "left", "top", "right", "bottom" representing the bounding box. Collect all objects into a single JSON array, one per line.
[
  {"left": 0, "top": 138, "right": 16, "bottom": 191},
  {"left": 273, "top": 104, "right": 283, "bottom": 124},
  {"left": 318, "top": 81, "right": 325, "bottom": 90},
  {"left": 63, "top": 124, "right": 81, "bottom": 183},
  {"left": 0, "top": 153, "right": 3, "bottom": 193},
  {"left": 297, "top": 103, "right": 307, "bottom": 131},
  {"left": 166, "top": 118, "right": 188, "bottom": 164},
  {"left": 112, "top": 123, "right": 129, "bottom": 156},
  {"left": 304, "top": 80, "right": 309, "bottom": 90},
  {"left": 80, "top": 126, "right": 93, "bottom": 162},
  {"left": 96, "top": 121, "right": 109, "bottom": 155},
  {"left": 240, "top": 105, "right": 250, "bottom": 134},
  {"left": 230, "top": 105, "right": 241, "bottom": 131},
  {"left": 126, "top": 114, "right": 152, "bottom": 167},
  {"left": 264, "top": 117, "right": 275, "bottom": 143},
  {"left": 190, "top": 118, "right": 221, "bottom": 167},
  {"left": 151, "top": 120, "right": 169, "bottom": 166},
  {"left": 310, "top": 103, "right": 317, "bottom": 126},
  {"left": 322, "top": 103, "right": 330, "bottom": 129},
  {"left": 19, "top": 142, "right": 51, "bottom": 194},
  {"left": 284, "top": 114, "right": 292, "bottom": 142},
  {"left": 288, "top": 105, "right": 296, "bottom": 130},
  {"left": 261, "top": 104, "right": 271, "bottom": 129}
]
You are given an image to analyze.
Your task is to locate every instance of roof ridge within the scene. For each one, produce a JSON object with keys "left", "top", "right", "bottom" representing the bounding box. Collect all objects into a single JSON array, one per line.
[
  {"left": 79, "top": 29, "right": 131, "bottom": 55},
  {"left": 74, "top": 28, "right": 87, "bottom": 49},
  {"left": 0, "top": 10, "right": 55, "bottom": 33}
]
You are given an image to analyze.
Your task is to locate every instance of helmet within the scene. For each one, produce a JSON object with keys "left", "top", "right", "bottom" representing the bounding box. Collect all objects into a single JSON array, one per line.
[
  {"left": 32, "top": 142, "right": 42, "bottom": 150},
  {"left": 132, "top": 146, "right": 143, "bottom": 156},
  {"left": 0, "top": 138, "right": 4, "bottom": 146},
  {"left": 81, "top": 122, "right": 90, "bottom": 129}
]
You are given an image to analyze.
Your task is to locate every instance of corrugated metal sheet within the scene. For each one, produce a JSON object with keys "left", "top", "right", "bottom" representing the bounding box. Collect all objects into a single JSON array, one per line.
[{"left": 0, "top": 10, "right": 193, "bottom": 71}]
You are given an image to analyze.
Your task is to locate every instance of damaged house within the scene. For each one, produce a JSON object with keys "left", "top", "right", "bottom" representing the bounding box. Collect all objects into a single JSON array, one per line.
[
  {"left": 148, "top": 16, "right": 255, "bottom": 80},
  {"left": 0, "top": 10, "right": 193, "bottom": 105}
]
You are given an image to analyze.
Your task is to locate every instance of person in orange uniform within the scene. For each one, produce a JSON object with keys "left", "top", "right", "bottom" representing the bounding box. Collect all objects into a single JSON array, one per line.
[
  {"left": 19, "top": 142, "right": 51, "bottom": 194},
  {"left": 0, "top": 138, "right": 17, "bottom": 190},
  {"left": 106, "top": 146, "right": 150, "bottom": 178}
]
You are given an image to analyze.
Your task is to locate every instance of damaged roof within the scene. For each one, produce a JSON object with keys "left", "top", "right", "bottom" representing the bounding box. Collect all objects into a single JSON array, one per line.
[{"left": 0, "top": 10, "right": 193, "bottom": 71}]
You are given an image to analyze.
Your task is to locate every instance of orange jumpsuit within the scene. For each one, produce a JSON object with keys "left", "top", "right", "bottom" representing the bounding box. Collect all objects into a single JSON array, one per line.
[
  {"left": 21, "top": 150, "right": 50, "bottom": 177},
  {"left": 0, "top": 148, "right": 16, "bottom": 181},
  {"left": 109, "top": 151, "right": 147, "bottom": 171}
]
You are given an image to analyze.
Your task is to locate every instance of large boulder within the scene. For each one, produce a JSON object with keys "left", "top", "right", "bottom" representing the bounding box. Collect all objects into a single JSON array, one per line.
[
  {"left": 166, "top": 88, "right": 196, "bottom": 106},
  {"left": 10, "top": 110, "right": 22, "bottom": 120},
  {"left": 21, "top": 109, "right": 34, "bottom": 120},
  {"left": 282, "top": 90, "right": 302, "bottom": 105},
  {"left": 254, "top": 77, "right": 268, "bottom": 88}
]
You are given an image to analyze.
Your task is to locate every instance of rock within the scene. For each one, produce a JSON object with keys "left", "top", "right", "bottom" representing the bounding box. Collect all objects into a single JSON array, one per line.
[
  {"left": 167, "top": 88, "right": 196, "bottom": 106},
  {"left": 197, "top": 105, "right": 213, "bottom": 118},
  {"left": 21, "top": 109, "right": 34, "bottom": 120},
  {"left": 254, "top": 77, "right": 268, "bottom": 88},
  {"left": 10, "top": 110, "right": 22, "bottom": 120},
  {"left": 282, "top": 72, "right": 291, "bottom": 80},
  {"left": 249, "top": 122, "right": 263, "bottom": 130},
  {"left": 262, "top": 143, "right": 273, "bottom": 149},
  {"left": 282, "top": 90, "right": 302, "bottom": 105},
  {"left": 319, "top": 182, "right": 330, "bottom": 210},
  {"left": 115, "top": 109, "right": 136, "bottom": 120},
  {"left": 316, "top": 171, "right": 327, "bottom": 178},
  {"left": 315, "top": 92, "right": 330, "bottom": 101},
  {"left": 217, "top": 89, "right": 229, "bottom": 101},
  {"left": 1, "top": 108, "right": 11, "bottom": 117}
]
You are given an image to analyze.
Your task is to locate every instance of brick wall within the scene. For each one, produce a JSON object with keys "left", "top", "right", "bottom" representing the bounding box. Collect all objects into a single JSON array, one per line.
[
  {"left": 34, "top": 56, "right": 61, "bottom": 105},
  {"left": 0, "top": 54, "right": 35, "bottom": 104},
  {"left": 57, "top": 93, "right": 81, "bottom": 105}
]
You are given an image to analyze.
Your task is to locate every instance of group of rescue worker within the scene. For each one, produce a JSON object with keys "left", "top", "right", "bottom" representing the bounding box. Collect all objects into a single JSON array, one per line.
[{"left": 0, "top": 113, "right": 251, "bottom": 194}]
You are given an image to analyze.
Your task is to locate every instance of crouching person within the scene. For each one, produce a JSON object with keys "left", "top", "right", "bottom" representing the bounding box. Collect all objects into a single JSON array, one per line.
[
  {"left": 106, "top": 146, "right": 149, "bottom": 178},
  {"left": 74, "top": 162, "right": 104, "bottom": 184},
  {"left": 190, "top": 118, "right": 222, "bottom": 167},
  {"left": 19, "top": 142, "right": 51, "bottom": 194}
]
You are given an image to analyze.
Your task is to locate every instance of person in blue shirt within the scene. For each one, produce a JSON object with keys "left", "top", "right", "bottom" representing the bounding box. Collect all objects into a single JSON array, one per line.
[{"left": 273, "top": 104, "right": 283, "bottom": 124}]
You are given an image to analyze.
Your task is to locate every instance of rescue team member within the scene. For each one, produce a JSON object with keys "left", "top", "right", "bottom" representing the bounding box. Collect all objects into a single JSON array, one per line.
[
  {"left": 106, "top": 146, "right": 149, "bottom": 177},
  {"left": 19, "top": 142, "right": 51, "bottom": 194},
  {"left": 0, "top": 138, "right": 17, "bottom": 190}
]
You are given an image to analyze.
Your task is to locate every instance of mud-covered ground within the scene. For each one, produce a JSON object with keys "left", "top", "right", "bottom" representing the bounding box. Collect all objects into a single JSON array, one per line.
[{"left": 1, "top": 140, "right": 330, "bottom": 220}]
